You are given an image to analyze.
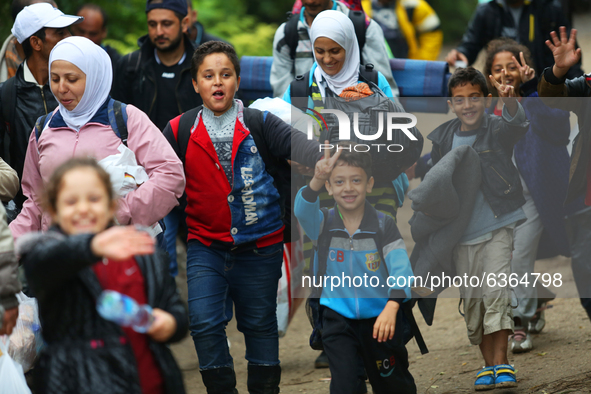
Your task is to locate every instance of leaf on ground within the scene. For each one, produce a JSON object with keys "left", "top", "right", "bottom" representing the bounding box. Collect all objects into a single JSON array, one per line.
[
  {"left": 537, "top": 352, "right": 547, "bottom": 356},
  {"left": 462, "top": 362, "right": 467, "bottom": 366},
  {"left": 431, "top": 385, "right": 439, "bottom": 389}
]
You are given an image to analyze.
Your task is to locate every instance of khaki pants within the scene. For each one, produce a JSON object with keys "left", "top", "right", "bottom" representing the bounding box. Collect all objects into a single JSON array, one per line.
[{"left": 453, "top": 227, "right": 515, "bottom": 345}]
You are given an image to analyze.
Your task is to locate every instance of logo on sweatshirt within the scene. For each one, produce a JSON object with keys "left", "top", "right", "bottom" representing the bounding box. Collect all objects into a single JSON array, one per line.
[{"left": 365, "top": 252, "right": 380, "bottom": 272}]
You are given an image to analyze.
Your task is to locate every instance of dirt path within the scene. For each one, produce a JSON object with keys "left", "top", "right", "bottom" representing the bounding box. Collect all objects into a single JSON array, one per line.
[{"left": 170, "top": 12, "right": 591, "bottom": 394}]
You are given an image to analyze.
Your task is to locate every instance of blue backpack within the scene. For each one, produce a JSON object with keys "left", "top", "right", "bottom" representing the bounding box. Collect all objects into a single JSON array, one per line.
[{"left": 34, "top": 98, "right": 128, "bottom": 145}]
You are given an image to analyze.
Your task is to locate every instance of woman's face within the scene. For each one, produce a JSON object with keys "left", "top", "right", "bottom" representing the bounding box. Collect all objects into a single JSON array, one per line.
[
  {"left": 50, "top": 60, "right": 86, "bottom": 111},
  {"left": 314, "top": 37, "right": 346, "bottom": 76}
]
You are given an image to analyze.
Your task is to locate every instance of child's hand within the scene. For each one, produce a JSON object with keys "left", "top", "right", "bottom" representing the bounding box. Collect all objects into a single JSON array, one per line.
[
  {"left": 489, "top": 70, "right": 518, "bottom": 116},
  {"left": 489, "top": 69, "right": 515, "bottom": 98},
  {"left": 546, "top": 26, "right": 581, "bottom": 79},
  {"left": 309, "top": 140, "right": 342, "bottom": 191},
  {"left": 373, "top": 300, "right": 399, "bottom": 342},
  {"left": 512, "top": 51, "right": 535, "bottom": 84},
  {"left": 91, "top": 226, "right": 155, "bottom": 261},
  {"left": 147, "top": 308, "right": 177, "bottom": 342}
]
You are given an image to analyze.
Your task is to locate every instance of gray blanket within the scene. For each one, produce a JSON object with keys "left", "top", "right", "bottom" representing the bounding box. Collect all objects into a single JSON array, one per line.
[{"left": 408, "top": 145, "right": 481, "bottom": 324}]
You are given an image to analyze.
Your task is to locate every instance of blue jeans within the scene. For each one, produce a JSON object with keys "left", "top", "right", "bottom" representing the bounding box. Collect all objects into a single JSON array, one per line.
[{"left": 187, "top": 239, "right": 283, "bottom": 370}]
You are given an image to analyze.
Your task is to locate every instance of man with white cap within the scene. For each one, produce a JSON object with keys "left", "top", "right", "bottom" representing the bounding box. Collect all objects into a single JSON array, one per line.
[{"left": 0, "top": 2, "right": 81, "bottom": 211}]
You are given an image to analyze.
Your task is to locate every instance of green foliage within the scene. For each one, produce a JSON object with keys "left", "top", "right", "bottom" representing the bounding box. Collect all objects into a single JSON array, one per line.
[
  {"left": 429, "top": 0, "right": 479, "bottom": 44},
  {"left": 0, "top": 0, "right": 479, "bottom": 58}
]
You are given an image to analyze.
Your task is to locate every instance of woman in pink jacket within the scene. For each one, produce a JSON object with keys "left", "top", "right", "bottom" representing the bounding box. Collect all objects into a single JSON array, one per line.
[{"left": 9, "top": 36, "right": 185, "bottom": 240}]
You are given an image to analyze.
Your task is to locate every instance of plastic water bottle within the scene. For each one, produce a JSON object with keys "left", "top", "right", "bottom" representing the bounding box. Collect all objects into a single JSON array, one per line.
[{"left": 96, "top": 290, "right": 154, "bottom": 333}]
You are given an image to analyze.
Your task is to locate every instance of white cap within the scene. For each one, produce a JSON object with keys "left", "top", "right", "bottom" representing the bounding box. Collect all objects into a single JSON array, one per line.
[{"left": 11, "top": 3, "right": 83, "bottom": 44}]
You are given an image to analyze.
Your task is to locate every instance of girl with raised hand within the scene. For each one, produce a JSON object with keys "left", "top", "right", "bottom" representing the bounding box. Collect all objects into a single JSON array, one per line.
[{"left": 18, "top": 157, "right": 187, "bottom": 394}]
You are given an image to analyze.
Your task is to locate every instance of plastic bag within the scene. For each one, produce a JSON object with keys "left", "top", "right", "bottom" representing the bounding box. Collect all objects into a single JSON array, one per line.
[
  {"left": 249, "top": 97, "right": 318, "bottom": 137},
  {"left": 0, "top": 336, "right": 33, "bottom": 393},
  {"left": 98, "top": 144, "right": 162, "bottom": 238},
  {"left": 276, "top": 239, "right": 306, "bottom": 337},
  {"left": 8, "top": 292, "right": 43, "bottom": 373}
]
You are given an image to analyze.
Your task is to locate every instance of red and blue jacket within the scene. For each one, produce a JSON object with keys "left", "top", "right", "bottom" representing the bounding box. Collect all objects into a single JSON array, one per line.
[{"left": 164, "top": 101, "right": 321, "bottom": 248}]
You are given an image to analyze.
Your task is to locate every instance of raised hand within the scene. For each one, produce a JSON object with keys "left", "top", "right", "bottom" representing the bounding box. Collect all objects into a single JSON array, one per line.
[
  {"left": 445, "top": 49, "right": 468, "bottom": 68},
  {"left": 91, "top": 226, "right": 155, "bottom": 261},
  {"left": 512, "top": 51, "right": 535, "bottom": 84},
  {"left": 546, "top": 26, "right": 581, "bottom": 78},
  {"left": 489, "top": 69, "right": 515, "bottom": 99},
  {"left": 309, "top": 141, "right": 343, "bottom": 192},
  {"left": 489, "top": 70, "right": 518, "bottom": 116}
]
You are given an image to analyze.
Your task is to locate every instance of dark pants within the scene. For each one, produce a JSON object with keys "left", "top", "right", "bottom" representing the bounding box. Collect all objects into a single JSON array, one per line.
[{"left": 321, "top": 307, "right": 416, "bottom": 394}]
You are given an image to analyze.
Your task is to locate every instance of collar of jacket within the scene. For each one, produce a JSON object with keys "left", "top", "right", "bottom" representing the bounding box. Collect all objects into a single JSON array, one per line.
[
  {"left": 136, "top": 33, "right": 197, "bottom": 68},
  {"left": 14, "top": 62, "right": 50, "bottom": 89},
  {"left": 49, "top": 96, "right": 111, "bottom": 129},
  {"left": 427, "top": 112, "right": 492, "bottom": 146},
  {"left": 326, "top": 199, "right": 381, "bottom": 236}
]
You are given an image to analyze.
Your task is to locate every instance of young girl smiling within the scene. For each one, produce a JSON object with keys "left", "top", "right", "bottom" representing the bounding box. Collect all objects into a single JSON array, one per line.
[{"left": 18, "top": 157, "right": 188, "bottom": 394}]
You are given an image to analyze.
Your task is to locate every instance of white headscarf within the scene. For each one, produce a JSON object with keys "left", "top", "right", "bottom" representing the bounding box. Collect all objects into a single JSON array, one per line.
[
  {"left": 49, "top": 36, "right": 113, "bottom": 131},
  {"left": 309, "top": 10, "right": 360, "bottom": 96}
]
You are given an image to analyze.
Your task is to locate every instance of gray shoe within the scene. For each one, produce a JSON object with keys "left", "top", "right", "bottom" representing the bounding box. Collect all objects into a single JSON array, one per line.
[
  {"left": 529, "top": 303, "right": 547, "bottom": 334},
  {"left": 510, "top": 329, "right": 533, "bottom": 353}
]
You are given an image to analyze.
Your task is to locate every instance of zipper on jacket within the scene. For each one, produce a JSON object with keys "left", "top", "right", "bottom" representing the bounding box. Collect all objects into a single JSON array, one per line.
[
  {"left": 147, "top": 74, "right": 157, "bottom": 117},
  {"left": 349, "top": 235, "right": 360, "bottom": 319},
  {"left": 490, "top": 165, "right": 512, "bottom": 194},
  {"left": 40, "top": 87, "right": 48, "bottom": 114},
  {"left": 73, "top": 132, "right": 80, "bottom": 156}
]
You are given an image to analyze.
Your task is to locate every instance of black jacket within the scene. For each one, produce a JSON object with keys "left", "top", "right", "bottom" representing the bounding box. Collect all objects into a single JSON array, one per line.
[
  {"left": 537, "top": 67, "right": 591, "bottom": 203},
  {"left": 456, "top": 0, "right": 583, "bottom": 79},
  {"left": 0, "top": 64, "right": 57, "bottom": 206},
  {"left": 428, "top": 107, "right": 530, "bottom": 217},
  {"left": 111, "top": 34, "right": 202, "bottom": 129},
  {"left": 19, "top": 229, "right": 188, "bottom": 394}
]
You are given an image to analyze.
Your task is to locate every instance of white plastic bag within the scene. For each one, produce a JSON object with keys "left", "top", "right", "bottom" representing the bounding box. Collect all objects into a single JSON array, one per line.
[
  {"left": 0, "top": 336, "right": 33, "bottom": 394},
  {"left": 276, "top": 239, "right": 306, "bottom": 337},
  {"left": 8, "top": 292, "right": 43, "bottom": 373},
  {"left": 249, "top": 97, "right": 319, "bottom": 137},
  {"left": 98, "top": 144, "right": 162, "bottom": 237}
]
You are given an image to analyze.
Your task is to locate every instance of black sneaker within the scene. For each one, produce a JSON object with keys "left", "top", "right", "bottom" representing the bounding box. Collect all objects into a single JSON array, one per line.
[{"left": 314, "top": 351, "right": 329, "bottom": 368}]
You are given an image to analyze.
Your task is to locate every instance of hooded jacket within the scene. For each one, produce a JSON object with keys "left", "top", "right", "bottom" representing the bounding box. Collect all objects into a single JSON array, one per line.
[
  {"left": 295, "top": 187, "right": 412, "bottom": 320},
  {"left": 18, "top": 228, "right": 187, "bottom": 394}
]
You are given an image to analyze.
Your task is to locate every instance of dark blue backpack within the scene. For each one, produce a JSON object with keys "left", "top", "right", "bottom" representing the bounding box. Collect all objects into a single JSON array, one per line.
[{"left": 34, "top": 98, "right": 128, "bottom": 145}]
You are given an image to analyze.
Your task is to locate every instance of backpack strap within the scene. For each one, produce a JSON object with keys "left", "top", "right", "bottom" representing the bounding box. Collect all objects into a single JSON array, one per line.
[
  {"left": 175, "top": 106, "right": 202, "bottom": 165},
  {"left": 126, "top": 50, "right": 142, "bottom": 75},
  {"left": 34, "top": 113, "right": 53, "bottom": 142},
  {"left": 359, "top": 63, "right": 379, "bottom": 87},
  {"left": 107, "top": 99, "right": 128, "bottom": 146},
  {"left": 349, "top": 10, "right": 367, "bottom": 61},
  {"left": 289, "top": 71, "right": 311, "bottom": 112},
  {"left": 375, "top": 211, "right": 429, "bottom": 355},
  {"left": 283, "top": 12, "right": 301, "bottom": 65}
]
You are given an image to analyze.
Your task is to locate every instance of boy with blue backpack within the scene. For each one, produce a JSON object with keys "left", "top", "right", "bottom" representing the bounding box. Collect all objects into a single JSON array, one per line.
[{"left": 295, "top": 142, "right": 416, "bottom": 394}]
